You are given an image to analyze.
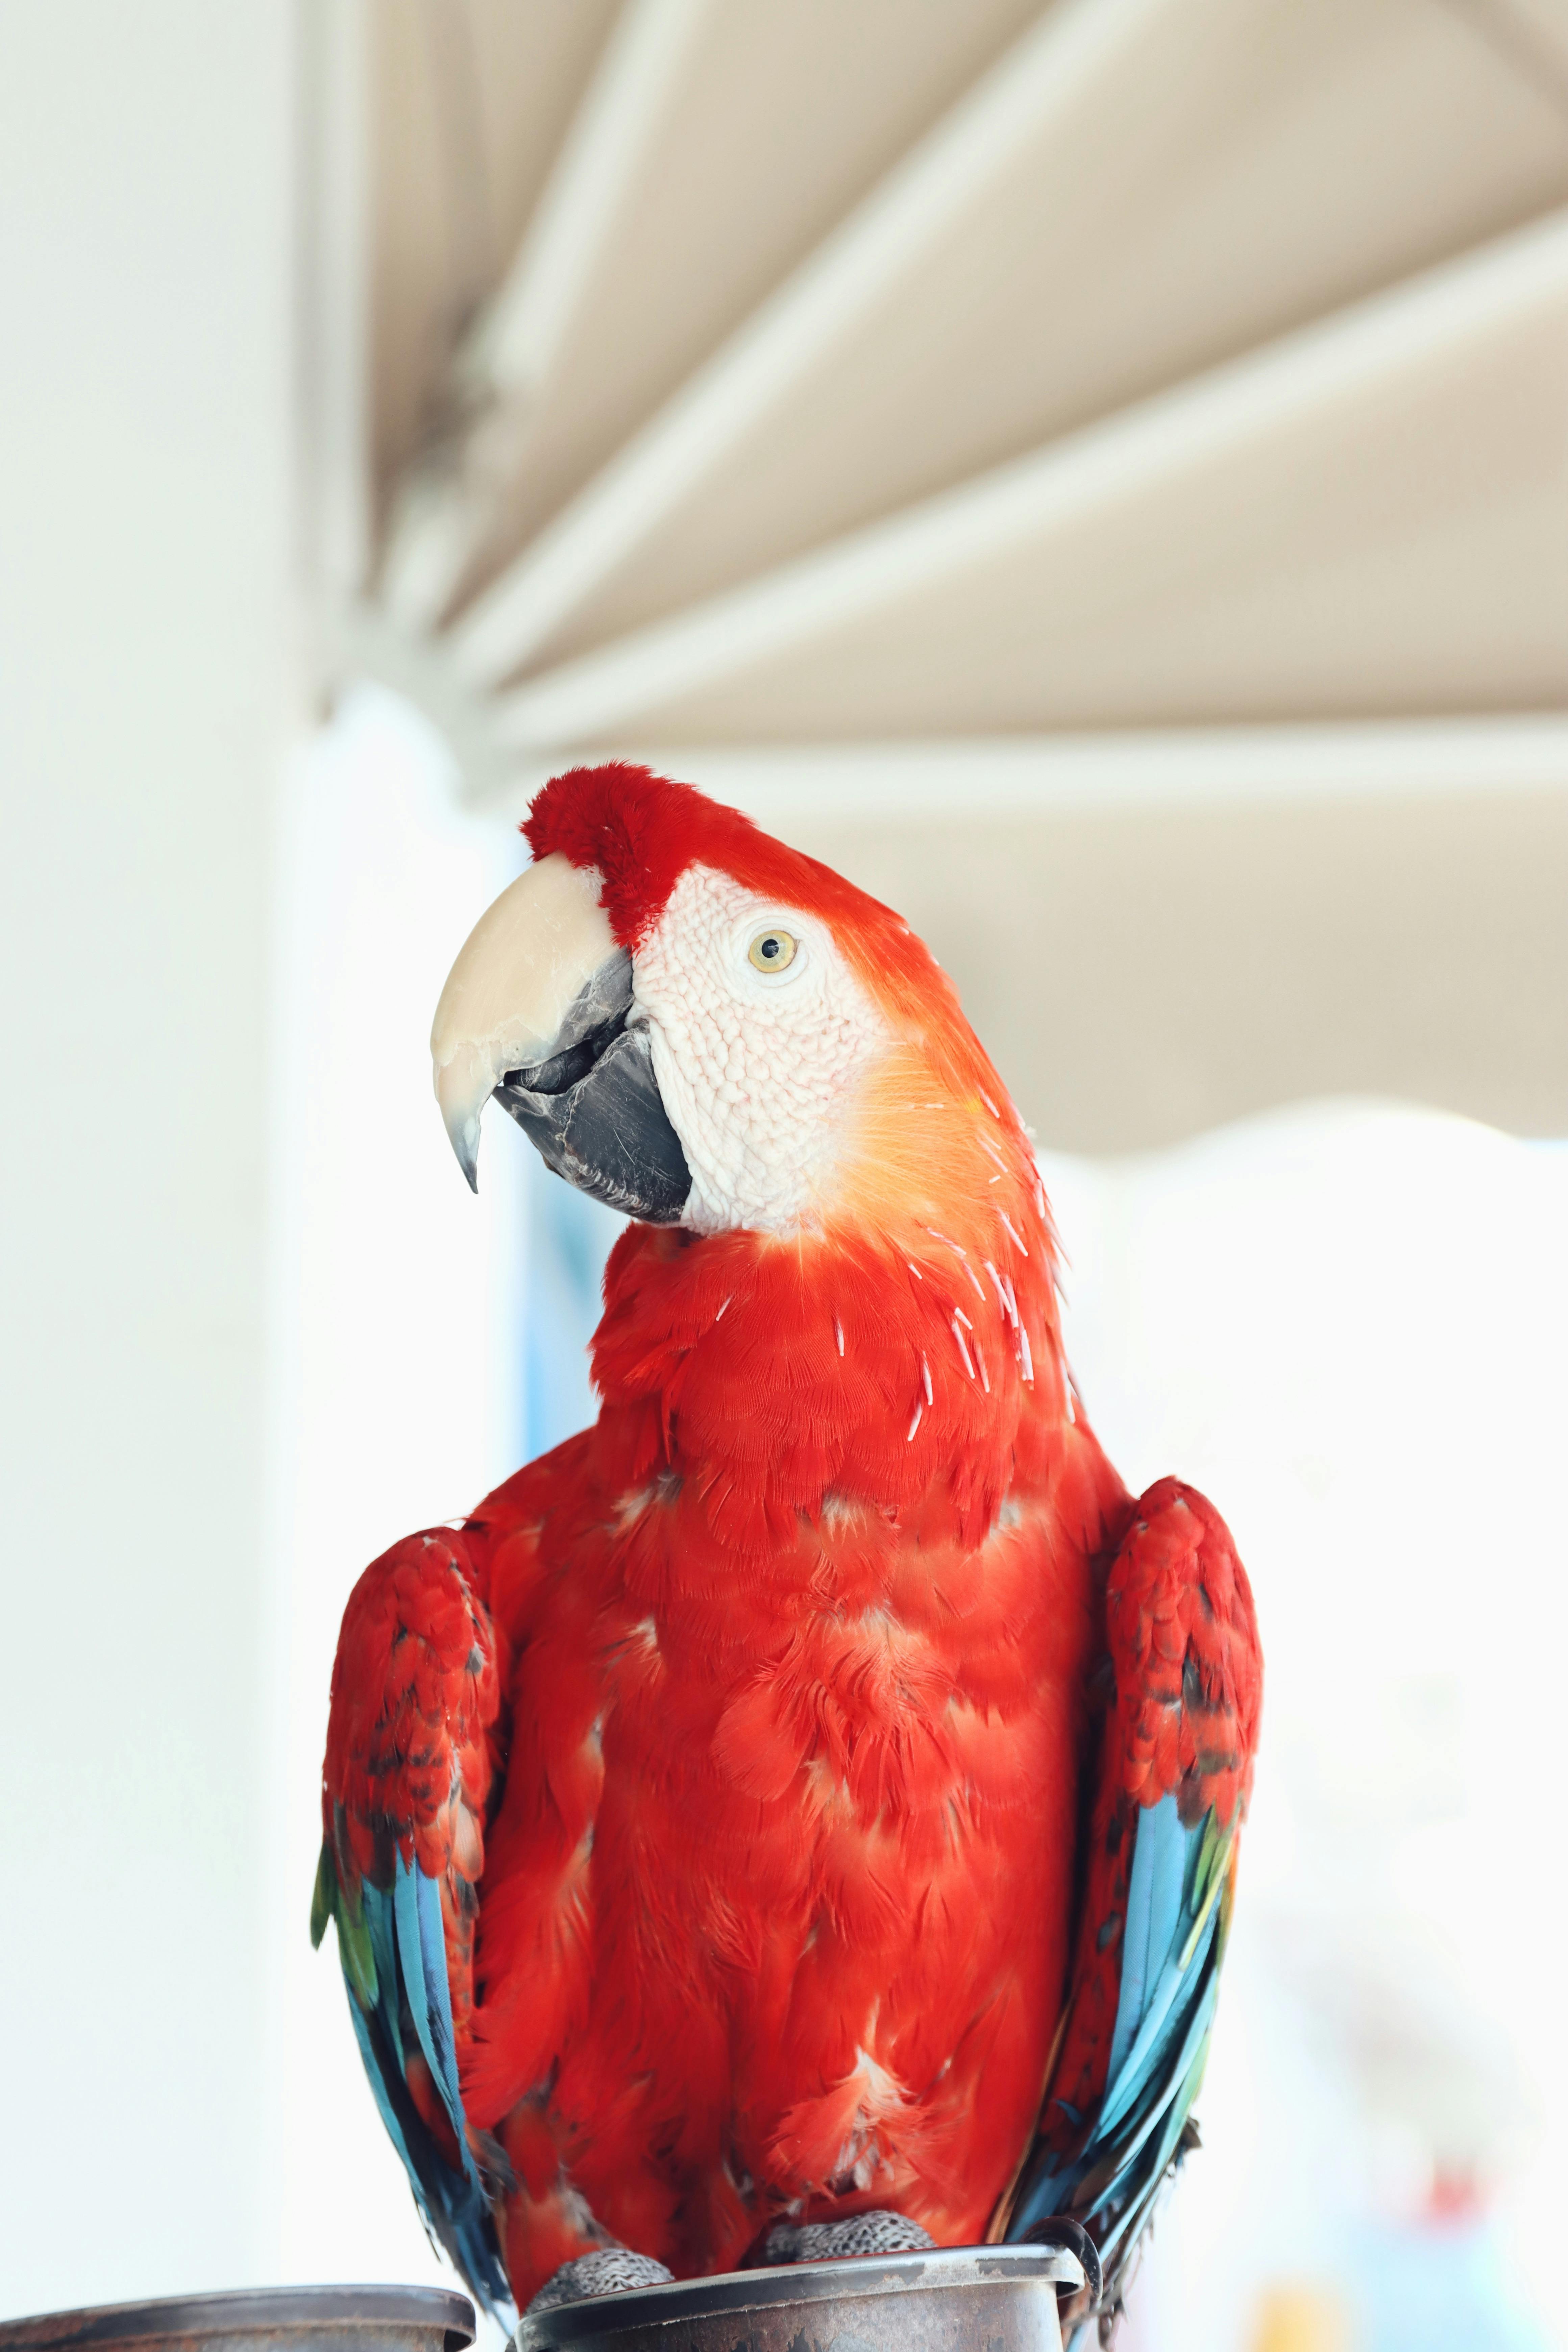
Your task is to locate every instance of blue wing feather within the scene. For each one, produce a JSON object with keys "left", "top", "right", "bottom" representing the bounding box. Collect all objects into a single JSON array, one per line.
[
  {"left": 1008, "top": 1794, "right": 1232, "bottom": 2281},
  {"left": 338, "top": 1863, "right": 512, "bottom": 2316},
  {"left": 392, "top": 1863, "right": 438, "bottom": 2074},
  {"left": 345, "top": 1984, "right": 424, "bottom": 2185},
  {"left": 1107, "top": 1794, "right": 1186, "bottom": 2088},
  {"left": 1007, "top": 1479, "right": 1260, "bottom": 2331},
  {"left": 1095, "top": 2003, "right": 1217, "bottom": 2267},
  {"left": 394, "top": 1857, "right": 489, "bottom": 2198}
]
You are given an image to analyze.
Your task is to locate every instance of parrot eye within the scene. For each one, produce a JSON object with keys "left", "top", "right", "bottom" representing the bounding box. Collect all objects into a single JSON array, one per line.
[{"left": 747, "top": 928, "right": 797, "bottom": 973}]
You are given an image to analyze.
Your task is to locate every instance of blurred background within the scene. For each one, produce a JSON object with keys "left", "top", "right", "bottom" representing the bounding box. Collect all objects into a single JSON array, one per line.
[{"left": 5, "top": 1, "right": 1568, "bottom": 2345}]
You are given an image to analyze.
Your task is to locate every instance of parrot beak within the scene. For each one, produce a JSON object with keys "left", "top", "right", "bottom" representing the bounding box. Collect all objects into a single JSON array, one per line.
[{"left": 431, "top": 853, "right": 691, "bottom": 1224}]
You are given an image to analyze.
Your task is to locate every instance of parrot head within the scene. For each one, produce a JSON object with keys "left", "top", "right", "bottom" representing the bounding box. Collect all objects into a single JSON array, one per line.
[{"left": 432, "top": 762, "right": 1035, "bottom": 1251}]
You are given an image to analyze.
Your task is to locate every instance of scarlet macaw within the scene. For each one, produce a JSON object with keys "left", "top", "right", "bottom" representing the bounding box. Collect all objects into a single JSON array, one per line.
[{"left": 312, "top": 764, "right": 1261, "bottom": 2331}]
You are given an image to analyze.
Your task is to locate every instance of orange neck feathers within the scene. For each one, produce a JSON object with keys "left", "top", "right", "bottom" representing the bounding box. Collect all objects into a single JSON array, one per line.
[{"left": 588, "top": 1075, "right": 1072, "bottom": 1563}]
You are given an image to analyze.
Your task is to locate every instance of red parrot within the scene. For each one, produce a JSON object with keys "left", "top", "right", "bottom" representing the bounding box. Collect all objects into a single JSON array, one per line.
[{"left": 312, "top": 765, "right": 1261, "bottom": 2331}]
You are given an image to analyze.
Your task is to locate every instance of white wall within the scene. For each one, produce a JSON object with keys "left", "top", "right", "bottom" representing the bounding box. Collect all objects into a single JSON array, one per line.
[
  {"left": 0, "top": 3, "right": 296, "bottom": 2312},
  {"left": 270, "top": 688, "right": 528, "bottom": 2306}
]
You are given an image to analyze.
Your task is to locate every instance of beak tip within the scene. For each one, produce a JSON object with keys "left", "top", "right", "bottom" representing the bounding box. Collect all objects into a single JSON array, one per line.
[
  {"left": 452, "top": 1118, "right": 482, "bottom": 1193},
  {"left": 438, "top": 1089, "right": 484, "bottom": 1194}
]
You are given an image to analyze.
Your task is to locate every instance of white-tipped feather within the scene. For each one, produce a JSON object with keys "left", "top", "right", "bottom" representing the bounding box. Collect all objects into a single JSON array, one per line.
[
  {"left": 925, "top": 1225, "right": 985, "bottom": 1299},
  {"left": 982, "top": 1260, "right": 1016, "bottom": 1324}
]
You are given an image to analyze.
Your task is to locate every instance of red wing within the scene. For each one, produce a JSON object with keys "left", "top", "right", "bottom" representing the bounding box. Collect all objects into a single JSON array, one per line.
[
  {"left": 312, "top": 1524, "right": 509, "bottom": 2307},
  {"left": 1000, "top": 1480, "right": 1262, "bottom": 2328}
]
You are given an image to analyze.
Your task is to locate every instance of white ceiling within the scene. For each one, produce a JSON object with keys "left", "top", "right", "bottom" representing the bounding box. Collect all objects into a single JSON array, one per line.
[{"left": 325, "top": 0, "right": 1568, "bottom": 1142}]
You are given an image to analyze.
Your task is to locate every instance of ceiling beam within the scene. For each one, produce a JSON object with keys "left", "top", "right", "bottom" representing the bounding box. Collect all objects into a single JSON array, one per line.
[
  {"left": 460, "top": 0, "right": 715, "bottom": 407},
  {"left": 443, "top": 0, "right": 1183, "bottom": 687},
  {"left": 335, "top": 609, "right": 1568, "bottom": 821},
  {"left": 485, "top": 204, "right": 1568, "bottom": 750},
  {"left": 623, "top": 717, "right": 1568, "bottom": 826},
  {"left": 453, "top": 716, "right": 1568, "bottom": 825},
  {"left": 380, "top": 0, "right": 715, "bottom": 632}
]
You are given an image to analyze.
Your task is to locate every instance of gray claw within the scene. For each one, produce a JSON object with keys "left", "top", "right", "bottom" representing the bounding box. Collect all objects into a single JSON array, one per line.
[
  {"left": 526, "top": 2248, "right": 676, "bottom": 2314},
  {"left": 764, "top": 2211, "right": 936, "bottom": 2263}
]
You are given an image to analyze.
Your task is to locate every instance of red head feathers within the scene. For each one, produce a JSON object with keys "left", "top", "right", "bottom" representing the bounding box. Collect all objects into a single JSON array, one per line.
[
  {"left": 523, "top": 763, "right": 1005, "bottom": 1121},
  {"left": 515, "top": 762, "right": 1077, "bottom": 1549}
]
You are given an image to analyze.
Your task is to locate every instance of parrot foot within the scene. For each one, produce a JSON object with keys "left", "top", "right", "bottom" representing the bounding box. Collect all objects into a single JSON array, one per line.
[
  {"left": 762, "top": 2212, "right": 936, "bottom": 2263},
  {"left": 525, "top": 2248, "right": 676, "bottom": 2314}
]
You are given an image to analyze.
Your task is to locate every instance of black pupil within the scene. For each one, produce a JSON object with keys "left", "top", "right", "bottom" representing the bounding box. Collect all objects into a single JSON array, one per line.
[{"left": 761, "top": 937, "right": 780, "bottom": 959}]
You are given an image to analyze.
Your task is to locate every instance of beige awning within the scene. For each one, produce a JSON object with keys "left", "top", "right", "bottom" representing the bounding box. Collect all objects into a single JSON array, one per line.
[{"left": 321, "top": 0, "right": 1568, "bottom": 1143}]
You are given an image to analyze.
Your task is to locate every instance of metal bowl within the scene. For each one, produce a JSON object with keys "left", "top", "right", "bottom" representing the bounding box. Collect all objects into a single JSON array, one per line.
[
  {"left": 0, "top": 2286, "right": 476, "bottom": 2352},
  {"left": 514, "top": 2241, "right": 1089, "bottom": 2352}
]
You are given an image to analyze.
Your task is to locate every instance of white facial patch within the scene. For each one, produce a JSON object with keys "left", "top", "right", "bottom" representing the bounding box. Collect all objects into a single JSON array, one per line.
[{"left": 630, "top": 864, "right": 891, "bottom": 1234}]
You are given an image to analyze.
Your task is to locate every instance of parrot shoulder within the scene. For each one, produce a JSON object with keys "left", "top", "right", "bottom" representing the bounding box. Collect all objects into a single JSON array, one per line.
[
  {"left": 1001, "top": 1479, "right": 1262, "bottom": 2331},
  {"left": 314, "top": 1520, "right": 508, "bottom": 2308},
  {"left": 311, "top": 1436, "right": 598, "bottom": 2311}
]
